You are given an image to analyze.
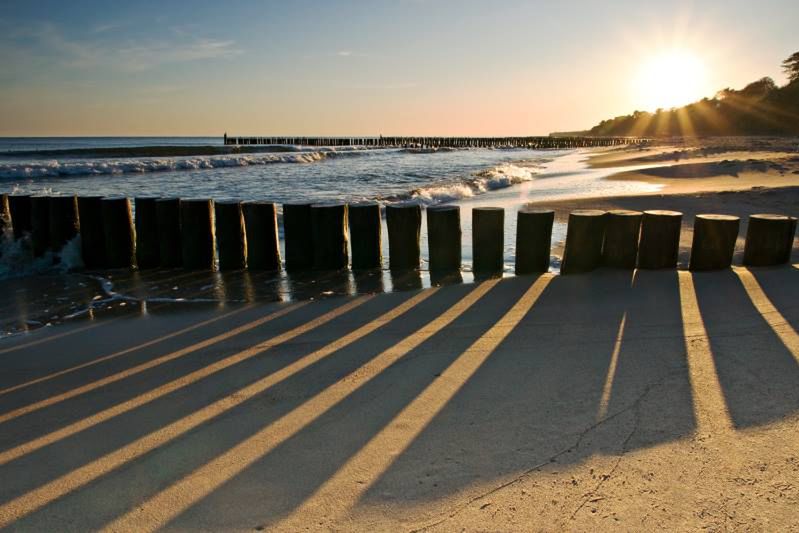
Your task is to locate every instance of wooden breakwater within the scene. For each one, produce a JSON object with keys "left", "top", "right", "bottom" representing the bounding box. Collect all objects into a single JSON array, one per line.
[
  {"left": 222, "top": 135, "right": 645, "bottom": 149},
  {"left": 1, "top": 192, "right": 796, "bottom": 275}
]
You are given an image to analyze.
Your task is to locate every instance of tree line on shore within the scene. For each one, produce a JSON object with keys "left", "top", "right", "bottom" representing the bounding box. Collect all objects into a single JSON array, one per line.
[{"left": 589, "top": 51, "right": 799, "bottom": 137}]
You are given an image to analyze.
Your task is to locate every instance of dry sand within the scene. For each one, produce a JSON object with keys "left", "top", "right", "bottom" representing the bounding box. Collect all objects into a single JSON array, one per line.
[
  {"left": 0, "top": 269, "right": 798, "bottom": 531},
  {"left": 533, "top": 138, "right": 799, "bottom": 264}
]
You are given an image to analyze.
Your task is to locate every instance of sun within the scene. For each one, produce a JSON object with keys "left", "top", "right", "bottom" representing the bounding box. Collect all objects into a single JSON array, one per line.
[{"left": 634, "top": 49, "right": 710, "bottom": 111}]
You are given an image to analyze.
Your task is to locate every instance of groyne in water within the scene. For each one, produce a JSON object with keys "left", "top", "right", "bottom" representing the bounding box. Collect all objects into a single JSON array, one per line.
[
  {"left": 1, "top": 193, "right": 795, "bottom": 280},
  {"left": 223, "top": 135, "right": 644, "bottom": 149}
]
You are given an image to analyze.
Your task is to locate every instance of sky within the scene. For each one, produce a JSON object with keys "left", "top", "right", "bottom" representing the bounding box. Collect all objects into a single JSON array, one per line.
[{"left": 1, "top": 0, "right": 797, "bottom": 137}]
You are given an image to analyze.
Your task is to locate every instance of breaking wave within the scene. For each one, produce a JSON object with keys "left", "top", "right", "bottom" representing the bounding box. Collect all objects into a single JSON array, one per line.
[
  {"left": 0, "top": 148, "right": 369, "bottom": 180},
  {"left": 404, "top": 163, "right": 539, "bottom": 204}
]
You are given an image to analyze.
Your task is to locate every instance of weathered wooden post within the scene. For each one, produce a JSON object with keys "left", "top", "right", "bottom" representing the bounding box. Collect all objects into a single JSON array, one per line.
[
  {"left": 311, "top": 203, "right": 349, "bottom": 270},
  {"left": 30, "top": 195, "right": 51, "bottom": 257},
  {"left": 689, "top": 214, "right": 740, "bottom": 271},
  {"left": 242, "top": 201, "right": 281, "bottom": 270},
  {"left": 215, "top": 200, "right": 247, "bottom": 270},
  {"left": 743, "top": 214, "right": 797, "bottom": 266},
  {"left": 427, "top": 205, "right": 461, "bottom": 273},
  {"left": 78, "top": 196, "right": 106, "bottom": 268},
  {"left": 561, "top": 210, "right": 606, "bottom": 274},
  {"left": 602, "top": 209, "right": 642, "bottom": 268},
  {"left": 180, "top": 198, "right": 215, "bottom": 270},
  {"left": 515, "top": 207, "right": 554, "bottom": 274},
  {"left": 49, "top": 195, "right": 79, "bottom": 252},
  {"left": 283, "top": 202, "right": 314, "bottom": 271},
  {"left": 637, "top": 210, "right": 682, "bottom": 269},
  {"left": 134, "top": 197, "right": 160, "bottom": 269},
  {"left": 348, "top": 202, "right": 382, "bottom": 270},
  {"left": 156, "top": 198, "right": 182, "bottom": 268},
  {"left": 8, "top": 195, "right": 32, "bottom": 240},
  {"left": 473, "top": 207, "right": 504, "bottom": 275},
  {"left": 102, "top": 197, "right": 135, "bottom": 268},
  {"left": 386, "top": 204, "right": 421, "bottom": 271}
]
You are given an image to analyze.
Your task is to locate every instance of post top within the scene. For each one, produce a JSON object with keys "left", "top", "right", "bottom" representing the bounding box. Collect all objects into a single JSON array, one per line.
[
  {"left": 696, "top": 214, "right": 739, "bottom": 221},
  {"left": 518, "top": 206, "right": 554, "bottom": 215},
  {"left": 570, "top": 209, "right": 606, "bottom": 217},
  {"left": 644, "top": 210, "right": 682, "bottom": 217},
  {"left": 473, "top": 206, "right": 503, "bottom": 212},
  {"left": 607, "top": 209, "right": 642, "bottom": 216},
  {"left": 750, "top": 213, "right": 792, "bottom": 221}
]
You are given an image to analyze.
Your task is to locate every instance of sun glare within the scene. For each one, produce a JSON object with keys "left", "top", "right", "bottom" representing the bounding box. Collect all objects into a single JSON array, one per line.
[{"left": 634, "top": 50, "right": 709, "bottom": 111}]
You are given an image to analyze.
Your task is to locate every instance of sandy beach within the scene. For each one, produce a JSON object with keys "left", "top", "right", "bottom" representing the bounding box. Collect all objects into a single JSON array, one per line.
[{"left": 526, "top": 138, "right": 799, "bottom": 263}]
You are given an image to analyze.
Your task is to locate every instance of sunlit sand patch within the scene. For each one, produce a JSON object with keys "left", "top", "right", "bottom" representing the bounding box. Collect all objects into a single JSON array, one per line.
[
  {"left": 0, "top": 297, "right": 373, "bottom": 467},
  {"left": 0, "top": 304, "right": 254, "bottom": 397},
  {"left": 270, "top": 276, "right": 551, "bottom": 530},
  {"left": 677, "top": 271, "right": 733, "bottom": 435},
  {"left": 101, "top": 280, "right": 499, "bottom": 533},
  {"left": 0, "top": 302, "right": 310, "bottom": 427},
  {"left": 596, "top": 312, "right": 627, "bottom": 422},
  {"left": 733, "top": 268, "right": 799, "bottom": 363},
  {"left": 0, "top": 290, "right": 430, "bottom": 527}
]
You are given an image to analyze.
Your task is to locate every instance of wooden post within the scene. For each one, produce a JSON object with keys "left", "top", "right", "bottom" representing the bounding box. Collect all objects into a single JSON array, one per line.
[
  {"left": 515, "top": 207, "right": 554, "bottom": 274},
  {"left": 30, "top": 196, "right": 51, "bottom": 258},
  {"left": 135, "top": 197, "right": 160, "bottom": 269},
  {"left": 242, "top": 201, "right": 281, "bottom": 270},
  {"left": 473, "top": 207, "right": 504, "bottom": 275},
  {"left": 156, "top": 198, "right": 182, "bottom": 268},
  {"left": 215, "top": 200, "right": 247, "bottom": 270},
  {"left": 602, "top": 209, "right": 642, "bottom": 268},
  {"left": 561, "top": 210, "right": 606, "bottom": 274},
  {"left": 427, "top": 205, "right": 461, "bottom": 273},
  {"left": 637, "top": 210, "right": 682, "bottom": 269},
  {"left": 7, "top": 195, "right": 32, "bottom": 240},
  {"left": 743, "top": 214, "right": 797, "bottom": 266},
  {"left": 283, "top": 202, "right": 314, "bottom": 271},
  {"left": 180, "top": 199, "right": 215, "bottom": 270},
  {"left": 102, "top": 197, "right": 135, "bottom": 268},
  {"left": 49, "top": 195, "right": 79, "bottom": 252},
  {"left": 348, "top": 202, "right": 382, "bottom": 270},
  {"left": 689, "top": 214, "right": 740, "bottom": 271},
  {"left": 311, "top": 203, "right": 349, "bottom": 270},
  {"left": 78, "top": 196, "right": 107, "bottom": 268},
  {"left": 386, "top": 204, "right": 421, "bottom": 271}
]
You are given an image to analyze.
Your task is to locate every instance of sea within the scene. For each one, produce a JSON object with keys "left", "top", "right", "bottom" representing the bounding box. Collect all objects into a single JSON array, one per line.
[
  {"left": 0, "top": 136, "right": 668, "bottom": 336},
  {"left": 0, "top": 136, "right": 664, "bottom": 275}
]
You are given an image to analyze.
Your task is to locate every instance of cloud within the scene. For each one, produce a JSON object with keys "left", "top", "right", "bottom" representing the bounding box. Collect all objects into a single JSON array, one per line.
[
  {"left": 117, "top": 39, "right": 242, "bottom": 70},
  {"left": 0, "top": 21, "right": 242, "bottom": 73}
]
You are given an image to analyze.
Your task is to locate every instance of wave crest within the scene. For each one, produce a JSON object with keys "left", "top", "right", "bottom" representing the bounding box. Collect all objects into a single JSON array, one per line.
[
  {"left": 0, "top": 149, "right": 367, "bottom": 180},
  {"left": 408, "top": 163, "right": 538, "bottom": 204}
]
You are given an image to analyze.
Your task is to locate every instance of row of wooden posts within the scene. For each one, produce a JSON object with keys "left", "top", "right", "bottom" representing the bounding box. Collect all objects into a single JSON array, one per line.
[
  {"left": 1, "top": 193, "right": 796, "bottom": 274},
  {"left": 223, "top": 135, "right": 645, "bottom": 150}
]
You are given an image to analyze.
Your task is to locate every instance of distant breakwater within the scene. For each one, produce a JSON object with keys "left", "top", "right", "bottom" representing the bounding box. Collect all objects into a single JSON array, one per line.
[{"left": 223, "top": 135, "right": 644, "bottom": 149}]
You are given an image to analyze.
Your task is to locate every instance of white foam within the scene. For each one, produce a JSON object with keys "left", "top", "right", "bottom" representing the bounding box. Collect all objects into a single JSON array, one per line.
[
  {"left": 0, "top": 149, "right": 368, "bottom": 180},
  {"left": 0, "top": 234, "right": 84, "bottom": 280},
  {"left": 408, "top": 163, "right": 538, "bottom": 205}
]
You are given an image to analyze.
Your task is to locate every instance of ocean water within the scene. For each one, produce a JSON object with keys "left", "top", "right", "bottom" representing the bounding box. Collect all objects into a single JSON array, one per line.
[
  {"left": 0, "top": 137, "right": 662, "bottom": 281},
  {"left": 0, "top": 137, "right": 670, "bottom": 336},
  {"left": 0, "top": 137, "right": 550, "bottom": 203}
]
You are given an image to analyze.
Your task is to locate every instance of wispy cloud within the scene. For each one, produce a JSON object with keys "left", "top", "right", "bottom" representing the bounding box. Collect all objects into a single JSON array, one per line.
[{"left": 0, "top": 21, "right": 243, "bottom": 73}]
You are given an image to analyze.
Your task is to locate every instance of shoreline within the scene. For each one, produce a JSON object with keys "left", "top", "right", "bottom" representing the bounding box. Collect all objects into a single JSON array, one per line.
[{"left": 2, "top": 138, "right": 799, "bottom": 338}]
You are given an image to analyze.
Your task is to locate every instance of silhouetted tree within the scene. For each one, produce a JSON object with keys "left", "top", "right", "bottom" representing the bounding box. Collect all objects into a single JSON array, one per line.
[{"left": 783, "top": 51, "right": 799, "bottom": 83}]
